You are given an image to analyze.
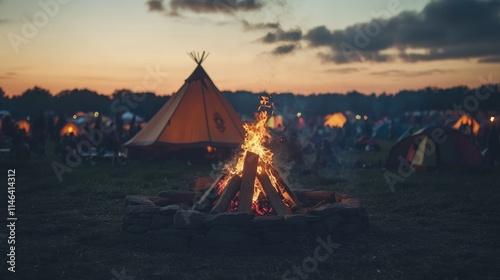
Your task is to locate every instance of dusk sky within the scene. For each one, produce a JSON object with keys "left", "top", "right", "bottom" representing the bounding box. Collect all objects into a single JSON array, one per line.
[{"left": 1, "top": 0, "right": 499, "bottom": 96}]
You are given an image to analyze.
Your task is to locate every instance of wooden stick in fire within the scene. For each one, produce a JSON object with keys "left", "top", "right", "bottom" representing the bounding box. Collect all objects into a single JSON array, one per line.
[
  {"left": 237, "top": 151, "right": 259, "bottom": 213},
  {"left": 210, "top": 175, "right": 242, "bottom": 214},
  {"left": 192, "top": 173, "right": 225, "bottom": 210},
  {"left": 256, "top": 170, "right": 290, "bottom": 215}
]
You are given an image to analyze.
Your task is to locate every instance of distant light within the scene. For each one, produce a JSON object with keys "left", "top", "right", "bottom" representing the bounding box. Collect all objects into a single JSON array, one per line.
[
  {"left": 355, "top": 115, "right": 361, "bottom": 120},
  {"left": 491, "top": 116, "right": 496, "bottom": 122},
  {"left": 94, "top": 111, "right": 99, "bottom": 118},
  {"left": 206, "top": 146, "right": 213, "bottom": 153},
  {"left": 72, "top": 115, "right": 77, "bottom": 119},
  {"left": 26, "top": 116, "right": 30, "bottom": 121},
  {"left": 297, "top": 112, "right": 302, "bottom": 118},
  {"left": 68, "top": 127, "right": 73, "bottom": 133},
  {"left": 364, "top": 116, "right": 368, "bottom": 120}
]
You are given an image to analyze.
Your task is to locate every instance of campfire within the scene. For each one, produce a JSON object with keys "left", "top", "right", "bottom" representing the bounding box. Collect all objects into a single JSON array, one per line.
[
  {"left": 195, "top": 97, "right": 301, "bottom": 216},
  {"left": 122, "top": 97, "right": 369, "bottom": 249}
]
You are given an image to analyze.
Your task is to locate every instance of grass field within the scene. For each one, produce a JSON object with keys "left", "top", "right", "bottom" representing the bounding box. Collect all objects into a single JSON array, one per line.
[{"left": 1, "top": 147, "right": 500, "bottom": 280}]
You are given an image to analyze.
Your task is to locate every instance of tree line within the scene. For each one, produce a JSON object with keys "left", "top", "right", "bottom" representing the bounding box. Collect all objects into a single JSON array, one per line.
[{"left": 0, "top": 84, "right": 498, "bottom": 121}]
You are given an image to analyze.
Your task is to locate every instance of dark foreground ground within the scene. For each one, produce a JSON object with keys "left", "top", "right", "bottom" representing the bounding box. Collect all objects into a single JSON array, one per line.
[{"left": 0, "top": 150, "right": 499, "bottom": 280}]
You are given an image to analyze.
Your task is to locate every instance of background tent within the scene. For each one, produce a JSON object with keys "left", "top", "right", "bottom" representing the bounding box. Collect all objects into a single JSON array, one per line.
[
  {"left": 452, "top": 115, "right": 480, "bottom": 135},
  {"left": 60, "top": 123, "right": 81, "bottom": 136},
  {"left": 15, "top": 120, "right": 31, "bottom": 133},
  {"left": 125, "top": 52, "right": 245, "bottom": 159},
  {"left": 324, "top": 113, "right": 346, "bottom": 128},
  {"left": 386, "top": 126, "right": 484, "bottom": 170}
]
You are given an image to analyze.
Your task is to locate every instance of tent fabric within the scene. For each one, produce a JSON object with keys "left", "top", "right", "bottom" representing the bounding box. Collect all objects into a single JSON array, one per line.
[
  {"left": 385, "top": 126, "right": 484, "bottom": 169},
  {"left": 125, "top": 64, "right": 245, "bottom": 149},
  {"left": 452, "top": 115, "right": 480, "bottom": 135}
]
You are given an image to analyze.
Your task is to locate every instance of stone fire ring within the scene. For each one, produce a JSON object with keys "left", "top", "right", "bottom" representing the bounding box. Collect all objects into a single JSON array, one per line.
[{"left": 122, "top": 190, "right": 369, "bottom": 249}]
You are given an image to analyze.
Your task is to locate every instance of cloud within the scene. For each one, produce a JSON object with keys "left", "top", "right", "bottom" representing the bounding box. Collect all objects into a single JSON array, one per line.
[
  {"left": 370, "top": 69, "right": 455, "bottom": 77},
  {"left": 146, "top": 0, "right": 164, "bottom": 12},
  {"left": 0, "top": 72, "right": 16, "bottom": 80},
  {"left": 169, "top": 0, "right": 263, "bottom": 15},
  {"left": 294, "top": 0, "right": 500, "bottom": 64},
  {"left": 478, "top": 56, "right": 500, "bottom": 63},
  {"left": 260, "top": 28, "right": 302, "bottom": 43},
  {"left": 241, "top": 20, "right": 280, "bottom": 31},
  {"left": 324, "top": 67, "right": 365, "bottom": 74},
  {"left": 272, "top": 44, "right": 297, "bottom": 55}
]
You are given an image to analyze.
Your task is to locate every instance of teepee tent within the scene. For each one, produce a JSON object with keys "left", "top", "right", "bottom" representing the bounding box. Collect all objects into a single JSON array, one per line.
[{"left": 125, "top": 52, "right": 245, "bottom": 157}]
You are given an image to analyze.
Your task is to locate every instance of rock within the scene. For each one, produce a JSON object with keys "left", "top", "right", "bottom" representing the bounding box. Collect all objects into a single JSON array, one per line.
[
  {"left": 309, "top": 203, "right": 354, "bottom": 217},
  {"left": 126, "top": 225, "right": 149, "bottom": 234},
  {"left": 284, "top": 215, "right": 308, "bottom": 228},
  {"left": 145, "top": 229, "right": 197, "bottom": 238},
  {"left": 206, "top": 228, "right": 262, "bottom": 249},
  {"left": 125, "top": 195, "right": 156, "bottom": 206},
  {"left": 157, "top": 204, "right": 181, "bottom": 216},
  {"left": 301, "top": 214, "right": 324, "bottom": 223},
  {"left": 323, "top": 214, "right": 343, "bottom": 233},
  {"left": 158, "top": 190, "right": 196, "bottom": 205},
  {"left": 252, "top": 216, "right": 285, "bottom": 227},
  {"left": 204, "top": 212, "right": 255, "bottom": 227},
  {"left": 150, "top": 214, "right": 173, "bottom": 229},
  {"left": 173, "top": 210, "right": 207, "bottom": 229},
  {"left": 340, "top": 198, "right": 362, "bottom": 208}
]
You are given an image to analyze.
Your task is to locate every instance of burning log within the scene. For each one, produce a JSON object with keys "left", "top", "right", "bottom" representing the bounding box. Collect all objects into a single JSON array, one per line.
[
  {"left": 238, "top": 151, "right": 259, "bottom": 213},
  {"left": 210, "top": 175, "right": 241, "bottom": 214},
  {"left": 268, "top": 166, "right": 301, "bottom": 210},
  {"left": 257, "top": 171, "right": 290, "bottom": 215}
]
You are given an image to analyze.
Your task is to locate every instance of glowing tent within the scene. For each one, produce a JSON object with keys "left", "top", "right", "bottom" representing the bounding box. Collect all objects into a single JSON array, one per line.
[
  {"left": 60, "top": 123, "right": 80, "bottom": 136},
  {"left": 324, "top": 113, "right": 347, "bottom": 128},
  {"left": 125, "top": 52, "right": 245, "bottom": 157},
  {"left": 452, "top": 115, "right": 480, "bottom": 135},
  {"left": 15, "top": 120, "right": 31, "bottom": 133},
  {"left": 267, "top": 115, "right": 284, "bottom": 129}
]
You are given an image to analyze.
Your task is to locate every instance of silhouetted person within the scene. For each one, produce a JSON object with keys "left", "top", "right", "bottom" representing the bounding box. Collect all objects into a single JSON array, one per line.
[
  {"left": 488, "top": 125, "right": 500, "bottom": 165},
  {"left": 53, "top": 113, "right": 67, "bottom": 142},
  {"left": 115, "top": 115, "right": 123, "bottom": 142},
  {"left": 1, "top": 115, "right": 15, "bottom": 138},
  {"left": 32, "top": 111, "right": 47, "bottom": 154}
]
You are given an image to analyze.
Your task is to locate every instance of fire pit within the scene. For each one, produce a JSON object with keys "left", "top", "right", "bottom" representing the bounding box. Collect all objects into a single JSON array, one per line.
[
  {"left": 122, "top": 189, "right": 368, "bottom": 249},
  {"left": 122, "top": 97, "right": 369, "bottom": 248}
]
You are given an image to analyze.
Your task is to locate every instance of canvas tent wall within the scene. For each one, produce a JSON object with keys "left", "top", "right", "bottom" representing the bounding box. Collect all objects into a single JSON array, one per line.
[
  {"left": 385, "top": 126, "right": 484, "bottom": 170},
  {"left": 125, "top": 53, "right": 245, "bottom": 158},
  {"left": 452, "top": 115, "right": 480, "bottom": 135}
]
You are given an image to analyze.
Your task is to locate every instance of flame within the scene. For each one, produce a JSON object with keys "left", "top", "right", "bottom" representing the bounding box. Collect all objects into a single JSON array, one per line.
[{"left": 223, "top": 96, "right": 277, "bottom": 204}]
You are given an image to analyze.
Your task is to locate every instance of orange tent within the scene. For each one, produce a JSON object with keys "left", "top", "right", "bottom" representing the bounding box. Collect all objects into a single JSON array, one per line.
[
  {"left": 60, "top": 123, "right": 80, "bottom": 136},
  {"left": 125, "top": 53, "right": 244, "bottom": 152},
  {"left": 452, "top": 115, "right": 480, "bottom": 135},
  {"left": 15, "top": 120, "right": 31, "bottom": 133},
  {"left": 324, "top": 113, "right": 347, "bottom": 128},
  {"left": 267, "top": 115, "right": 284, "bottom": 129}
]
